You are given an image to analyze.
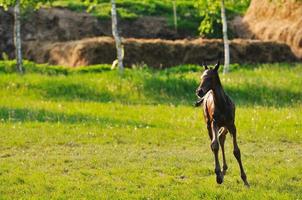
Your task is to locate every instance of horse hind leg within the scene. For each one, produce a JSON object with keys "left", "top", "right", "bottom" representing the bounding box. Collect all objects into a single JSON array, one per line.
[
  {"left": 218, "top": 127, "right": 228, "bottom": 175},
  {"left": 228, "top": 124, "right": 250, "bottom": 187}
]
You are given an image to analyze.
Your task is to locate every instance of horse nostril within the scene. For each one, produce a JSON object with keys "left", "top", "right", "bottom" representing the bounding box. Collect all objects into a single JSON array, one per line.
[{"left": 196, "top": 89, "right": 204, "bottom": 97}]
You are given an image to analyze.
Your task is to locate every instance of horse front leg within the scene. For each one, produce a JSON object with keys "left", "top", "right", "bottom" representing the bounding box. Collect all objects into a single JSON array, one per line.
[
  {"left": 211, "top": 121, "right": 223, "bottom": 184},
  {"left": 228, "top": 124, "right": 249, "bottom": 187},
  {"left": 219, "top": 127, "right": 228, "bottom": 175}
]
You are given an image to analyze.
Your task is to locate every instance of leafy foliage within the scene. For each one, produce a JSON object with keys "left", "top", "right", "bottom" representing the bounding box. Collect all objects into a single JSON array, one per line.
[
  {"left": 0, "top": 0, "right": 53, "bottom": 9},
  {"left": 0, "top": 0, "right": 252, "bottom": 38},
  {"left": 50, "top": 0, "right": 203, "bottom": 35},
  {"left": 49, "top": 0, "right": 251, "bottom": 38},
  {"left": 195, "top": 0, "right": 251, "bottom": 37}
]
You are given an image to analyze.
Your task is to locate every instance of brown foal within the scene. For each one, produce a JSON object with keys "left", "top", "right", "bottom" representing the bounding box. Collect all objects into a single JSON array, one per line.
[{"left": 195, "top": 62, "right": 249, "bottom": 186}]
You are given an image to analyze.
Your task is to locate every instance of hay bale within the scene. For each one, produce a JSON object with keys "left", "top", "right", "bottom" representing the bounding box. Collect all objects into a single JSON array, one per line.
[
  {"left": 232, "top": 0, "right": 302, "bottom": 59},
  {"left": 24, "top": 37, "right": 297, "bottom": 67}
]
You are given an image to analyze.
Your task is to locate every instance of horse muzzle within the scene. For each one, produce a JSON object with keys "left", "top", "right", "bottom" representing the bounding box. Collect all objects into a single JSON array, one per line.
[{"left": 196, "top": 88, "right": 205, "bottom": 98}]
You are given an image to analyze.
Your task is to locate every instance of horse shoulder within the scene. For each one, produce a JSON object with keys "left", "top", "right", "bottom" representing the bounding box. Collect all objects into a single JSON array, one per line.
[{"left": 203, "top": 90, "right": 215, "bottom": 121}]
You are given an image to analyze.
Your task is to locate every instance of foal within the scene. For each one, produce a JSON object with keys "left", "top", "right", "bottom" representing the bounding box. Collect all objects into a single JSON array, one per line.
[{"left": 195, "top": 62, "right": 249, "bottom": 186}]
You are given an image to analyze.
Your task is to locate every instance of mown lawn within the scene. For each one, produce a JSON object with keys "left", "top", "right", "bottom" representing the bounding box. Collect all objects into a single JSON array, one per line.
[{"left": 0, "top": 62, "right": 301, "bottom": 199}]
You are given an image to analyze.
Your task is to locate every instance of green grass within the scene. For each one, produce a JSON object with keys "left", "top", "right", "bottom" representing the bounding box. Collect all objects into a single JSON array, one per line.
[{"left": 0, "top": 61, "right": 301, "bottom": 199}]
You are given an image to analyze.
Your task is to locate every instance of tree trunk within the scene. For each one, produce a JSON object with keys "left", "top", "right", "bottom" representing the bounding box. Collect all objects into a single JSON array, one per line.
[
  {"left": 111, "top": 0, "right": 124, "bottom": 73},
  {"left": 173, "top": 0, "right": 177, "bottom": 32},
  {"left": 14, "top": 0, "right": 23, "bottom": 74},
  {"left": 221, "top": 0, "right": 230, "bottom": 74}
]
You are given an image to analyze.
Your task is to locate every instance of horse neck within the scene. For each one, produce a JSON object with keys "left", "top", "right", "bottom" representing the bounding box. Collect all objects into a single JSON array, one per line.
[{"left": 212, "top": 81, "right": 227, "bottom": 109}]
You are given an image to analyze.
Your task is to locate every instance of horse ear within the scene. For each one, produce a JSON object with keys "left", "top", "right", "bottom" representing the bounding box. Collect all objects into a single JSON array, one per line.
[
  {"left": 203, "top": 61, "right": 208, "bottom": 70},
  {"left": 214, "top": 60, "right": 220, "bottom": 71}
]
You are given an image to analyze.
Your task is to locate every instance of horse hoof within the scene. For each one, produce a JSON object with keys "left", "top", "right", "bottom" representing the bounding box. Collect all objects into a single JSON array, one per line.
[
  {"left": 216, "top": 175, "right": 224, "bottom": 184},
  {"left": 244, "top": 181, "right": 250, "bottom": 188}
]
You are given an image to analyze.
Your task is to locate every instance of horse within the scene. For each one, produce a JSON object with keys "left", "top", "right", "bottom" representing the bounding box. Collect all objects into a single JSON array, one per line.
[{"left": 195, "top": 61, "right": 249, "bottom": 186}]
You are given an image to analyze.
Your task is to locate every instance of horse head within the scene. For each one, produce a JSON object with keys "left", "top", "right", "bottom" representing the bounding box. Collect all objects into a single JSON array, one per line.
[{"left": 196, "top": 61, "right": 220, "bottom": 98}]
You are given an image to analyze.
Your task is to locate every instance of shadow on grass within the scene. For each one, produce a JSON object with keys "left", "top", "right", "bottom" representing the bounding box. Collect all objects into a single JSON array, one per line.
[
  {"left": 32, "top": 81, "right": 117, "bottom": 103},
  {"left": 28, "top": 76, "right": 196, "bottom": 105},
  {"left": 142, "top": 76, "right": 302, "bottom": 107},
  {"left": 142, "top": 76, "right": 197, "bottom": 105},
  {"left": 0, "top": 107, "right": 153, "bottom": 128},
  {"left": 224, "top": 85, "right": 302, "bottom": 107},
  {"left": 26, "top": 75, "right": 301, "bottom": 107}
]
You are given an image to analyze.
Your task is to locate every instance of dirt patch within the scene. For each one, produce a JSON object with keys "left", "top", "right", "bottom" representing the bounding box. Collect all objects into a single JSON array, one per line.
[
  {"left": 0, "top": 8, "right": 14, "bottom": 58},
  {"left": 24, "top": 37, "right": 298, "bottom": 68},
  {"left": 231, "top": 0, "right": 302, "bottom": 59},
  {"left": 0, "top": 7, "right": 193, "bottom": 59},
  {"left": 0, "top": 7, "right": 104, "bottom": 58}
]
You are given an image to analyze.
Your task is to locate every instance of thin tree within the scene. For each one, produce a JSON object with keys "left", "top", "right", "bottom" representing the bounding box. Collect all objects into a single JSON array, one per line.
[
  {"left": 220, "top": 0, "right": 229, "bottom": 74},
  {"left": 14, "top": 0, "right": 23, "bottom": 74},
  {"left": 111, "top": 0, "right": 124, "bottom": 73},
  {"left": 172, "top": 0, "right": 178, "bottom": 32}
]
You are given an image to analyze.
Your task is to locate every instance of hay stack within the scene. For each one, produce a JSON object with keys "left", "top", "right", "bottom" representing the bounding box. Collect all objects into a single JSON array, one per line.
[
  {"left": 24, "top": 37, "right": 297, "bottom": 67},
  {"left": 233, "top": 0, "right": 302, "bottom": 59}
]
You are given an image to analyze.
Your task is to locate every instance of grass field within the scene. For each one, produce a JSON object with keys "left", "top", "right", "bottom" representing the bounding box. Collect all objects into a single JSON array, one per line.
[{"left": 0, "top": 61, "right": 301, "bottom": 199}]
